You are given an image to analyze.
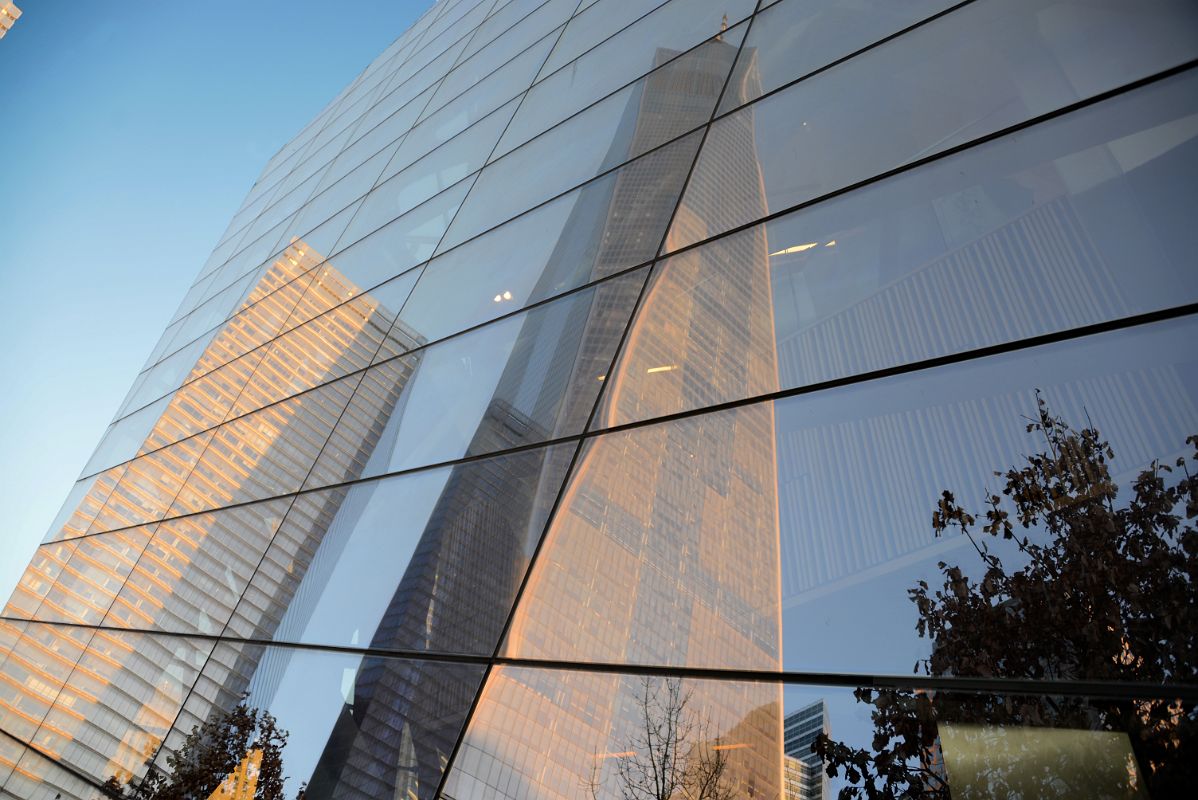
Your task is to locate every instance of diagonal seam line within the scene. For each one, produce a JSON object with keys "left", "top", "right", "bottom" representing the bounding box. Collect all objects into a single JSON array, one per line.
[
  {"left": 3, "top": 618, "right": 1196, "bottom": 705},
  {"left": 44, "top": 301, "right": 1198, "bottom": 547},
  {"left": 105, "top": 51, "right": 1198, "bottom": 447},
  {"left": 156, "top": 0, "right": 977, "bottom": 379}
]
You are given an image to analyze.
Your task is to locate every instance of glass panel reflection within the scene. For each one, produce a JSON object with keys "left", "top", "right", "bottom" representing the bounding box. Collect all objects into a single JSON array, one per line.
[
  {"left": 510, "top": 315, "right": 1198, "bottom": 679},
  {"left": 227, "top": 443, "right": 574, "bottom": 653},
  {"left": 444, "top": 667, "right": 784, "bottom": 800},
  {"left": 495, "top": 6, "right": 750, "bottom": 159},
  {"left": 4, "top": 541, "right": 78, "bottom": 617},
  {"left": 149, "top": 641, "right": 484, "bottom": 800},
  {"left": 0, "top": 623, "right": 211, "bottom": 788},
  {"left": 600, "top": 69, "right": 1198, "bottom": 425},
  {"left": 33, "top": 525, "right": 155, "bottom": 627},
  {"left": 717, "top": 0, "right": 959, "bottom": 113},
  {"left": 442, "top": 125, "right": 702, "bottom": 253},
  {"left": 308, "top": 268, "right": 647, "bottom": 487},
  {"left": 445, "top": 669, "right": 1189, "bottom": 800},
  {"left": 2, "top": 744, "right": 104, "bottom": 800},
  {"left": 102, "top": 498, "right": 291, "bottom": 636},
  {"left": 668, "top": 0, "right": 1198, "bottom": 250},
  {"left": 400, "top": 114, "right": 699, "bottom": 346}
]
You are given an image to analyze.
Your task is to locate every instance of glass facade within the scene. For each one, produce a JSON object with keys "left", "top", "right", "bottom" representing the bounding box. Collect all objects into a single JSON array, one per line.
[{"left": 3, "top": 0, "right": 1197, "bottom": 797}]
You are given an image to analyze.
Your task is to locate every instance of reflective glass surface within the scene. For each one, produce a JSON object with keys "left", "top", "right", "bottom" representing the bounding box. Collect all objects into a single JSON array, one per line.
[
  {"left": 599, "top": 69, "right": 1198, "bottom": 424},
  {"left": 508, "top": 314, "right": 1198, "bottom": 676},
  {"left": 667, "top": 0, "right": 1198, "bottom": 251},
  {"left": 161, "top": 640, "right": 485, "bottom": 800},
  {"left": 307, "top": 268, "right": 646, "bottom": 487},
  {"left": 6, "top": 0, "right": 1196, "bottom": 794},
  {"left": 496, "top": 0, "right": 754, "bottom": 156},
  {"left": 718, "top": 0, "right": 961, "bottom": 114},
  {"left": 445, "top": 668, "right": 1189, "bottom": 800},
  {"left": 442, "top": 126, "right": 703, "bottom": 252}
]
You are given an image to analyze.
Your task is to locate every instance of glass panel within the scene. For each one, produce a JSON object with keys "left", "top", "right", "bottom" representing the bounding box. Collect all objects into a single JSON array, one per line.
[
  {"left": 427, "top": 0, "right": 577, "bottom": 118},
  {"left": 0, "top": 623, "right": 92, "bottom": 742},
  {"left": 506, "top": 314, "right": 1198, "bottom": 678},
  {"left": 0, "top": 733, "right": 22, "bottom": 788},
  {"left": 2, "top": 540, "right": 77, "bottom": 617},
  {"left": 119, "top": 335, "right": 213, "bottom": 419},
  {"left": 718, "top": 0, "right": 960, "bottom": 113},
  {"left": 2, "top": 744, "right": 103, "bottom": 800},
  {"left": 102, "top": 498, "right": 291, "bottom": 636},
  {"left": 85, "top": 430, "right": 215, "bottom": 534},
  {"left": 331, "top": 177, "right": 474, "bottom": 281},
  {"left": 91, "top": 242, "right": 360, "bottom": 465},
  {"left": 33, "top": 525, "right": 154, "bottom": 626},
  {"left": 157, "top": 641, "right": 484, "bottom": 800},
  {"left": 41, "top": 465, "right": 127, "bottom": 543},
  {"left": 143, "top": 315, "right": 188, "bottom": 372},
  {"left": 183, "top": 254, "right": 320, "bottom": 381},
  {"left": 79, "top": 393, "right": 173, "bottom": 478},
  {"left": 497, "top": 0, "right": 752, "bottom": 156},
  {"left": 395, "top": 29, "right": 557, "bottom": 171},
  {"left": 380, "top": 36, "right": 471, "bottom": 121},
  {"left": 668, "top": 0, "right": 1198, "bottom": 250},
  {"left": 23, "top": 627, "right": 212, "bottom": 791},
  {"left": 414, "top": 23, "right": 553, "bottom": 141},
  {"left": 148, "top": 266, "right": 260, "bottom": 367},
  {"left": 305, "top": 269, "right": 646, "bottom": 488},
  {"left": 228, "top": 443, "right": 573, "bottom": 653},
  {"left": 444, "top": 669, "right": 1189, "bottom": 800},
  {"left": 442, "top": 125, "right": 703, "bottom": 254},
  {"left": 319, "top": 85, "right": 438, "bottom": 197},
  {"left": 346, "top": 97, "right": 519, "bottom": 245},
  {"left": 165, "top": 372, "right": 362, "bottom": 517},
  {"left": 130, "top": 346, "right": 267, "bottom": 456},
  {"left": 443, "top": 667, "right": 785, "bottom": 800},
  {"left": 600, "top": 70, "right": 1198, "bottom": 425},
  {"left": 400, "top": 120, "right": 698, "bottom": 345},
  {"left": 287, "top": 141, "right": 399, "bottom": 240},
  {"left": 227, "top": 293, "right": 394, "bottom": 420},
  {"left": 539, "top": 0, "right": 672, "bottom": 76},
  {"left": 458, "top": 0, "right": 537, "bottom": 62}
]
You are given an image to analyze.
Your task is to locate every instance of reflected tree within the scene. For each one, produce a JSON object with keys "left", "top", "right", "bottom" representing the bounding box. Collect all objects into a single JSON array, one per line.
[
  {"left": 102, "top": 697, "right": 298, "bottom": 800},
  {"left": 587, "top": 677, "right": 734, "bottom": 800},
  {"left": 814, "top": 394, "right": 1198, "bottom": 798}
]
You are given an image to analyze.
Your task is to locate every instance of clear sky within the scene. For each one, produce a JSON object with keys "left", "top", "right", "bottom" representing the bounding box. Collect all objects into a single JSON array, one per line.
[{"left": 0, "top": 0, "right": 431, "bottom": 604}]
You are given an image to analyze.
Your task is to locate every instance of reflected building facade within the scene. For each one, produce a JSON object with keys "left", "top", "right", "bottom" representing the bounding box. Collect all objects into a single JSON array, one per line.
[
  {"left": 783, "top": 701, "right": 828, "bottom": 800},
  {"left": 0, "top": 240, "right": 422, "bottom": 788},
  {"left": 3, "top": 0, "right": 1197, "bottom": 797}
]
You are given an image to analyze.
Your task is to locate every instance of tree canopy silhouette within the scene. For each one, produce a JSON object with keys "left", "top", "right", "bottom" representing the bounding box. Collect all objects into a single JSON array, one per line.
[
  {"left": 102, "top": 697, "right": 297, "bottom": 800},
  {"left": 814, "top": 394, "right": 1197, "bottom": 798}
]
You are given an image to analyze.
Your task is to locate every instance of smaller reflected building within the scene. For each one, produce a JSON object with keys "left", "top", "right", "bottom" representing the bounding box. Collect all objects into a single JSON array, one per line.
[
  {"left": 783, "top": 701, "right": 828, "bottom": 800},
  {"left": 0, "top": 2, "right": 20, "bottom": 39}
]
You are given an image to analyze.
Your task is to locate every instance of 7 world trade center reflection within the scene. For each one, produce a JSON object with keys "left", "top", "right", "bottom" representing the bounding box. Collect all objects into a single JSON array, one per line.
[{"left": 3, "top": 0, "right": 1198, "bottom": 797}]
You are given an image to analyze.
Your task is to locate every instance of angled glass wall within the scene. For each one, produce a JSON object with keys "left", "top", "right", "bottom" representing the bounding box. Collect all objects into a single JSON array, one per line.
[{"left": 3, "top": 0, "right": 1197, "bottom": 797}]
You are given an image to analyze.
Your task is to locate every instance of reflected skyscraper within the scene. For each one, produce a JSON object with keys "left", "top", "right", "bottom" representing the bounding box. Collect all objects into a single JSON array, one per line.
[
  {"left": 443, "top": 33, "right": 785, "bottom": 800},
  {"left": 783, "top": 701, "right": 828, "bottom": 800},
  {"left": 3, "top": 0, "right": 1195, "bottom": 796},
  {"left": 0, "top": 240, "right": 419, "bottom": 786}
]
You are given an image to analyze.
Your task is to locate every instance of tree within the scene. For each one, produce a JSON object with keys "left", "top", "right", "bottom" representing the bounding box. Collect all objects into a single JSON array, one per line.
[
  {"left": 587, "top": 677, "right": 735, "bottom": 800},
  {"left": 814, "top": 394, "right": 1198, "bottom": 798},
  {"left": 102, "top": 697, "right": 298, "bottom": 800}
]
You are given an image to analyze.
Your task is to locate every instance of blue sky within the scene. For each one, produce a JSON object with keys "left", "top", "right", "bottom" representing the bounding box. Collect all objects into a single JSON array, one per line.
[{"left": 0, "top": 0, "right": 430, "bottom": 602}]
